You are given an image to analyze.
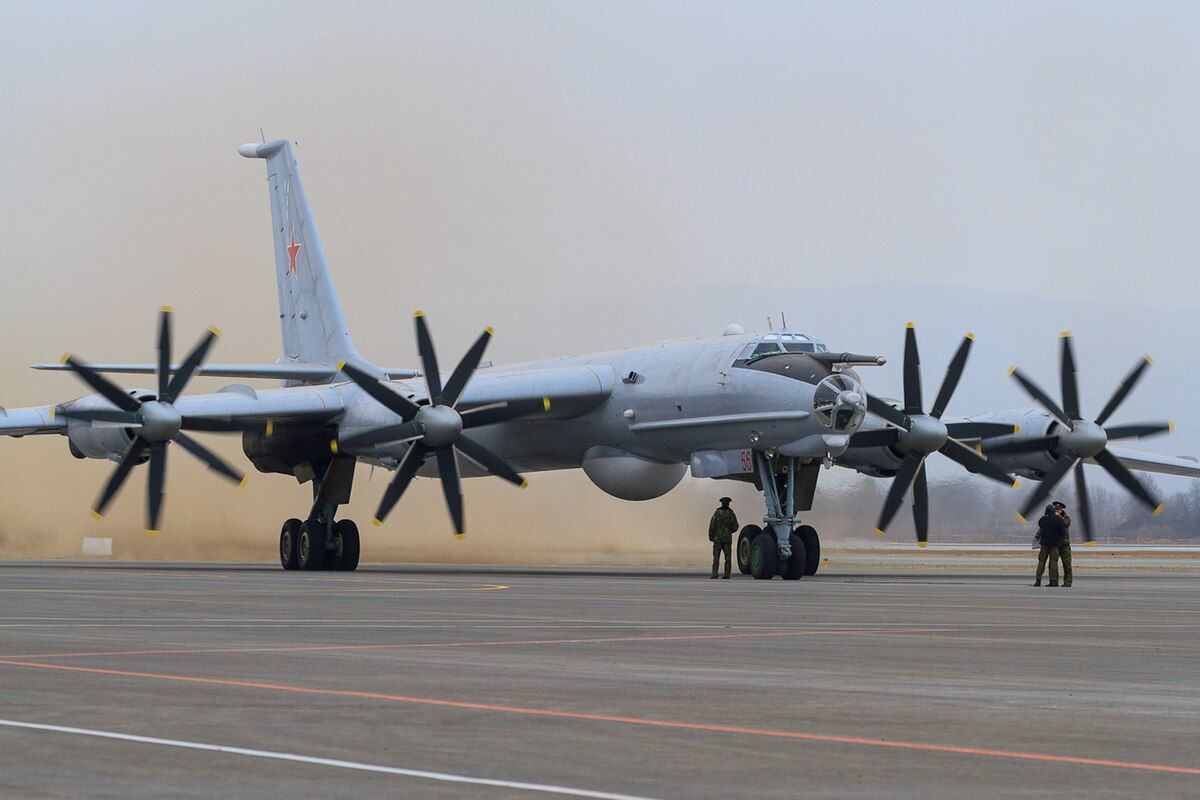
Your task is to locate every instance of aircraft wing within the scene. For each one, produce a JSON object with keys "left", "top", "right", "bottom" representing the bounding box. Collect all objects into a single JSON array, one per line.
[
  {"left": 448, "top": 365, "right": 615, "bottom": 418},
  {"left": 32, "top": 362, "right": 419, "bottom": 381},
  {"left": 1101, "top": 446, "right": 1200, "bottom": 479},
  {"left": 0, "top": 406, "right": 65, "bottom": 436},
  {"left": 170, "top": 385, "right": 346, "bottom": 425}
]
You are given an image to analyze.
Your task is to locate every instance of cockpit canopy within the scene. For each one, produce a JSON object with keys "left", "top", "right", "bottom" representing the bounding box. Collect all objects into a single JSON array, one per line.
[{"left": 735, "top": 332, "right": 829, "bottom": 364}]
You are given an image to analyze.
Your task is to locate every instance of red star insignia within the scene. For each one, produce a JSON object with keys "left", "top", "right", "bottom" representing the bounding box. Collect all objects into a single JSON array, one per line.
[{"left": 286, "top": 228, "right": 302, "bottom": 275}]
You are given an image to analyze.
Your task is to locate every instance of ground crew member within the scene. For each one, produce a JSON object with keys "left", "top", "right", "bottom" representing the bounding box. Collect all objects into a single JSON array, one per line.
[
  {"left": 1034, "top": 504, "right": 1065, "bottom": 587},
  {"left": 1053, "top": 500, "right": 1073, "bottom": 587},
  {"left": 708, "top": 497, "right": 738, "bottom": 579}
]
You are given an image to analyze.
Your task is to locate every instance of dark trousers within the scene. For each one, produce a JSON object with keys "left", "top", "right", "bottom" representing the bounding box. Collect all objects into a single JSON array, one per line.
[
  {"left": 711, "top": 539, "right": 731, "bottom": 577},
  {"left": 1036, "top": 545, "right": 1060, "bottom": 582},
  {"left": 1060, "top": 542, "right": 1073, "bottom": 585}
]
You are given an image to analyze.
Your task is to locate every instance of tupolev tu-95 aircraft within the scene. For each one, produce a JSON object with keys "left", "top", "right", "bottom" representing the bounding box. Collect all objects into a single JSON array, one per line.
[{"left": 3, "top": 138, "right": 1198, "bottom": 578}]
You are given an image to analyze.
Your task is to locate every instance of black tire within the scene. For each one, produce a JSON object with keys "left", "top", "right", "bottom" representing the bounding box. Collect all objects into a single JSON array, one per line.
[
  {"left": 782, "top": 532, "right": 808, "bottom": 580},
  {"left": 333, "top": 519, "right": 360, "bottom": 572},
  {"left": 297, "top": 520, "right": 328, "bottom": 571},
  {"left": 279, "top": 518, "right": 301, "bottom": 570},
  {"left": 749, "top": 532, "right": 778, "bottom": 580},
  {"left": 736, "top": 525, "right": 761, "bottom": 575},
  {"left": 795, "top": 524, "right": 820, "bottom": 576}
]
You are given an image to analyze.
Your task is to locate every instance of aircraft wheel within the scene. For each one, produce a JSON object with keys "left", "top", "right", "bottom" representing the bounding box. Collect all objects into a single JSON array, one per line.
[
  {"left": 749, "top": 533, "right": 778, "bottom": 580},
  {"left": 333, "top": 519, "right": 360, "bottom": 572},
  {"left": 795, "top": 525, "right": 820, "bottom": 576},
  {"left": 736, "top": 525, "right": 761, "bottom": 575},
  {"left": 781, "top": 532, "right": 808, "bottom": 580},
  {"left": 297, "top": 520, "right": 328, "bottom": 571},
  {"left": 279, "top": 518, "right": 301, "bottom": 570}
]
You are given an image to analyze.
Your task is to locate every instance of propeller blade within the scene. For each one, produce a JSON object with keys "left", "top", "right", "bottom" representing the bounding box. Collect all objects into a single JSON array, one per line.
[
  {"left": 1008, "top": 367, "right": 1071, "bottom": 427},
  {"left": 339, "top": 361, "right": 422, "bottom": 420},
  {"left": 1018, "top": 456, "right": 1076, "bottom": 521},
  {"left": 929, "top": 333, "right": 973, "bottom": 419},
  {"left": 1104, "top": 422, "right": 1172, "bottom": 441},
  {"left": 1095, "top": 356, "right": 1152, "bottom": 426},
  {"left": 374, "top": 442, "right": 428, "bottom": 523},
  {"left": 1060, "top": 333, "right": 1081, "bottom": 420},
  {"left": 455, "top": 434, "right": 526, "bottom": 487},
  {"left": 157, "top": 307, "right": 172, "bottom": 399},
  {"left": 338, "top": 420, "right": 425, "bottom": 450},
  {"left": 92, "top": 437, "right": 149, "bottom": 518},
  {"left": 866, "top": 394, "right": 909, "bottom": 429},
  {"left": 436, "top": 447, "right": 464, "bottom": 536},
  {"left": 460, "top": 398, "right": 551, "bottom": 429},
  {"left": 902, "top": 323, "right": 923, "bottom": 414},
  {"left": 146, "top": 441, "right": 167, "bottom": 533},
  {"left": 1074, "top": 463, "right": 1094, "bottom": 544},
  {"left": 442, "top": 328, "right": 493, "bottom": 408},
  {"left": 163, "top": 327, "right": 218, "bottom": 403},
  {"left": 62, "top": 356, "right": 142, "bottom": 413},
  {"left": 876, "top": 452, "right": 924, "bottom": 536},
  {"left": 181, "top": 417, "right": 274, "bottom": 434},
  {"left": 944, "top": 421, "right": 1019, "bottom": 440},
  {"left": 848, "top": 428, "right": 901, "bottom": 448},
  {"left": 939, "top": 438, "right": 1017, "bottom": 486},
  {"left": 982, "top": 435, "right": 1059, "bottom": 456},
  {"left": 912, "top": 462, "right": 929, "bottom": 545},
  {"left": 1094, "top": 448, "right": 1161, "bottom": 513},
  {"left": 55, "top": 408, "right": 142, "bottom": 425},
  {"left": 174, "top": 431, "right": 245, "bottom": 484},
  {"left": 414, "top": 312, "right": 443, "bottom": 406}
]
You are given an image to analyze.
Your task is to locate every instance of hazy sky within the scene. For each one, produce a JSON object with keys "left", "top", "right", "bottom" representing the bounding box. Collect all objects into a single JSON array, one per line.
[{"left": 1, "top": 2, "right": 1197, "bottom": 557}]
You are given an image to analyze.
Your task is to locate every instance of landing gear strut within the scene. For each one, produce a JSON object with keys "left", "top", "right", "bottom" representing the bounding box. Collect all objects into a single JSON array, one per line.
[
  {"left": 279, "top": 456, "right": 361, "bottom": 571},
  {"left": 749, "top": 451, "right": 822, "bottom": 580}
]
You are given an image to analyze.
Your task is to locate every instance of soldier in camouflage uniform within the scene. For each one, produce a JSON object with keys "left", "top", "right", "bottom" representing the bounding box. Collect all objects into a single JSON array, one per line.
[
  {"left": 1053, "top": 500, "right": 1073, "bottom": 587},
  {"left": 708, "top": 497, "right": 738, "bottom": 579},
  {"left": 1034, "top": 503, "right": 1065, "bottom": 587}
]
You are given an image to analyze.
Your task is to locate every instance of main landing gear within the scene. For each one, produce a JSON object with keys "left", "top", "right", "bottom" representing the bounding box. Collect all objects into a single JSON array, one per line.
[
  {"left": 279, "top": 457, "right": 361, "bottom": 571},
  {"left": 734, "top": 451, "right": 822, "bottom": 580}
]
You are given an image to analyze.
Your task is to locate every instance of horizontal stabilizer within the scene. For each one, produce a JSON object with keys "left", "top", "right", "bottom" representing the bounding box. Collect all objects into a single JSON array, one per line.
[
  {"left": 1103, "top": 447, "right": 1200, "bottom": 479},
  {"left": 33, "top": 363, "right": 418, "bottom": 382}
]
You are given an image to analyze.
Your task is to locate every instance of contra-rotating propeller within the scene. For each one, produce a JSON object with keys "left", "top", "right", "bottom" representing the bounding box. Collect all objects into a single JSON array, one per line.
[
  {"left": 983, "top": 333, "right": 1171, "bottom": 542},
  {"left": 336, "top": 311, "right": 549, "bottom": 537},
  {"left": 851, "top": 324, "right": 1018, "bottom": 545},
  {"left": 56, "top": 308, "right": 264, "bottom": 532}
]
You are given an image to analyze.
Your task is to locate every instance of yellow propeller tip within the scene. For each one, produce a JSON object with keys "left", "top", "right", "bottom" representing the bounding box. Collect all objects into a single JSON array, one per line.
[
  {"left": 237, "top": 475, "right": 249, "bottom": 489},
  {"left": 1168, "top": 421, "right": 1176, "bottom": 434},
  {"left": 1085, "top": 540, "right": 1096, "bottom": 547},
  {"left": 542, "top": 397, "right": 551, "bottom": 412},
  {"left": 413, "top": 310, "right": 424, "bottom": 318},
  {"left": 144, "top": 529, "right": 159, "bottom": 536},
  {"left": 88, "top": 509, "right": 103, "bottom": 521},
  {"left": 329, "top": 440, "right": 339, "bottom": 454},
  {"left": 372, "top": 518, "right": 383, "bottom": 527},
  {"left": 485, "top": 326, "right": 495, "bottom": 335},
  {"left": 965, "top": 332, "right": 975, "bottom": 341},
  {"left": 1152, "top": 504, "right": 1164, "bottom": 517},
  {"left": 1013, "top": 424, "right": 1021, "bottom": 433},
  {"left": 917, "top": 541, "right": 927, "bottom": 549},
  {"left": 1015, "top": 513, "right": 1027, "bottom": 524},
  {"left": 336, "top": 360, "right": 347, "bottom": 371},
  {"left": 1144, "top": 354, "right": 1154, "bottom": 364},
  {"left": 159, "top": 305, "right": 174, "bottom": 313},
  {"left": 1059, "top": 330, "right": 1072, "bottom": 338},
  {"left": 873, "top": 528, "right": 885, "bottom": 537},
  {"left": 264, "top": 420, "right": 274, "bottom": 437},
  {"left": 1006, "top": 365, "right": 1017, "bottom": 376},
  {"left": 974, "top": 444, "right": 983, "bottom": 454},
  {"left": 208, "top": 326, "right": 221, "bottom": 337},
  {"left": 520, "top": 479, "right": 529, "bottom": 489},
  {"left": 454, "top": 532, "right": 466, "bottom": 540},
  {"left": 1012, "top": 479, "right": 1021, "bottom": 490},
  {"left": 59, "top": 352, "right": 72, "bottom": 365},
  {"left": 905, "top": 322, "right": 915, "bottom": 329},
  {"left": 48, "top": 406, "right": 56, "bottom": 421}
]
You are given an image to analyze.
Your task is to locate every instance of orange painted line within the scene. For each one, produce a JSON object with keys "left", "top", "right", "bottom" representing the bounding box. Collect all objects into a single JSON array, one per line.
[
  {"left": 0, "top": 658, "right": 1196, "bottom": 777},
  {"left": 5, "top": 627, "right": 900, "bottom": 660}
]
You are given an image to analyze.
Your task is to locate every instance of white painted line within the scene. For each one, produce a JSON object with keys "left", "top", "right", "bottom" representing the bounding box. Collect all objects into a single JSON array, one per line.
[{"left": 0, "top": 718, "right": 662, "bottom": 800}]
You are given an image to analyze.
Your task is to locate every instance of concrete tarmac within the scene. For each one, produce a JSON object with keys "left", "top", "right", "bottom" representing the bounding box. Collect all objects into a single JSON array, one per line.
[{"left": 0, "top": 560, "right": 1197, "bottom": 799}]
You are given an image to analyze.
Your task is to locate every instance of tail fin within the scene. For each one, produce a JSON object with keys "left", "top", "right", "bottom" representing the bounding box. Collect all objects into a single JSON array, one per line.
[{"left": 239, "top": 139, "right": 359, "bottom": 370}]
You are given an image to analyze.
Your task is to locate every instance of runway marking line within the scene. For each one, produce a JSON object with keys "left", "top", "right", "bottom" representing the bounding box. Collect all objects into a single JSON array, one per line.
[
  {"left": 3, "top": 627, "right": 921, "bottom": 660},
  {"left": 0, "top": 658, "right": 1197, "bottom": 778},
  {"left": 0, "top": 718, "right": 659, "bottom": 800}
]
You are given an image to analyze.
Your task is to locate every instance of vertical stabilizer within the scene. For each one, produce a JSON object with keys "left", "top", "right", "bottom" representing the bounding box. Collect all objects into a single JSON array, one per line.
[{"left": 239, "top": 139, "right": 359, "bottom": 370}]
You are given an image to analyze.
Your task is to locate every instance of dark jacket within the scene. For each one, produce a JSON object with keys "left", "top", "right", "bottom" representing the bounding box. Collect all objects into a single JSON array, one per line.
[
  {"left": 709, "top": 507, "right": 739, "bottom": 542},
  {"left": 1037, "top": 512, "right": 1066, "bottom": 549}
]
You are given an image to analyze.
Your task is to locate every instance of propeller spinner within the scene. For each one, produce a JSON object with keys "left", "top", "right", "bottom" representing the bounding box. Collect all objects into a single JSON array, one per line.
[
  {"left": 852, "top": 324, "right": 1018, "bottom": 545},
  {"left": 984, "top": 333, "right": 1172, "bottom": 542},
  {"left": 336, "top": 312, "right": 549, "bottom": 537}
]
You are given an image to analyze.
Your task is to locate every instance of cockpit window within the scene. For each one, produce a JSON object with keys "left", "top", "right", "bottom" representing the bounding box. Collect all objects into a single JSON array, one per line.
[{"left": 734, "top": 332, "right": 829, "bottom": 364}]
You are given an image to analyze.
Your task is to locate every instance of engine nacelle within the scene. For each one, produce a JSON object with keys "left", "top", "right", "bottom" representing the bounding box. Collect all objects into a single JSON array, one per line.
[
  {"left": 965, "top": 409, "right": 1060, "bottom": 479},
  {"left": 65, "top": 420, "right": 137, "bottom": 460},
  {"left": 582, "top": 445, "right": 686, "bottom": 501}
]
